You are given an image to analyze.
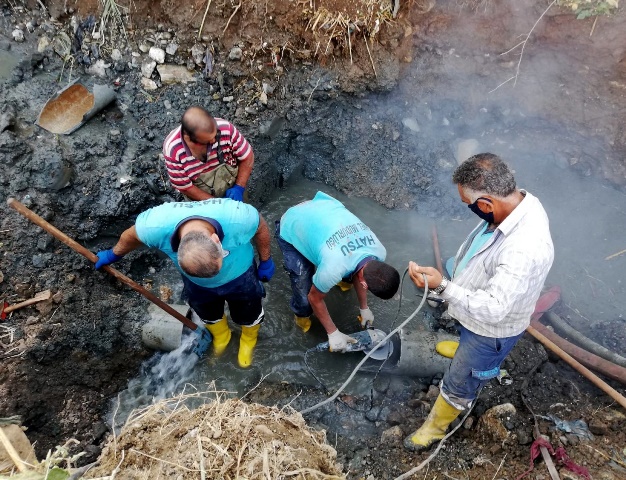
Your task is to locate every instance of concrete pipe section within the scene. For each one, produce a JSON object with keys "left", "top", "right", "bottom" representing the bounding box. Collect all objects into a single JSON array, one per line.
[
  {"left": 361, "top": 327, "right": 459, "bottom": 377},
  {"left": 141, "top": 304, "right": 189, "bottom": 352}
]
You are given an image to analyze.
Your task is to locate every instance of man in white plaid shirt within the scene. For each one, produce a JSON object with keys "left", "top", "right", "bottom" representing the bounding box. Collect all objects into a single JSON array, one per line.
[{"left": 404, "top": 153, "right": 554, "bottom": 452}]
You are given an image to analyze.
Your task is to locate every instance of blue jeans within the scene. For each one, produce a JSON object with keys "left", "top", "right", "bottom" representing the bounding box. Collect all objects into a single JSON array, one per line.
[
  {"left": 275, "top": 221, "right": 315, "bottom": 317},
  {"left": 181, "top": 264, "right": 265, "bottom": 326},
  {"left": 441, "top": 325, "right": 523, "bottom": 410}
]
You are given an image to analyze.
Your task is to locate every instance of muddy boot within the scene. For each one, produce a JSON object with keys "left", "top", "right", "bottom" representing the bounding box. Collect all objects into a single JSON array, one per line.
[
  {"left": 205, "top": 315, "right": 231, "bottom": 356},
  {"left": 336, "top": 281, "right": 353, "bottom": 291},
  {"left": 404, "top": 395, "right": 462, "bottom": 452},
  {"left": 294, "top": 315, "right": 311, "bottom": 333},
  {"left": 238, "top": 324, "right": 261, "bottom": 368}
]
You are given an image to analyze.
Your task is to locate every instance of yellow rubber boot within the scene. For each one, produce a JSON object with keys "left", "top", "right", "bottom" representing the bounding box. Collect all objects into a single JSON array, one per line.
[
  {"left": 336, "top": 281, "right": 353, "bottom": 291},
  {"left": 294, "top": 315, "right": 311, "bottom": 333},
  {"left": 205, "top": 315, "right": 231, "bottom": 356},
  {"left": 436, "top": 341, "right": 459, "bottom": 359},
  {"left": 238, "top": 324, "right": 261, "bottom": 368},
  {"left": 404, "top": 395, "right": 462, "bottom": 452}
]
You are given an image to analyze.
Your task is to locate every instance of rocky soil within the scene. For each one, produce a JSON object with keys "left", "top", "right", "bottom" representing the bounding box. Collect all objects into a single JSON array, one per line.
[{"left": 1, "top": 0, "right": 626, "bottom": 478}]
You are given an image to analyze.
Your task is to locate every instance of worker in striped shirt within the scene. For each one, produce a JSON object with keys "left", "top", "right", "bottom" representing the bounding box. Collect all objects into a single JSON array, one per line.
[
  {"left": 163, "top": 106, "right": 254, "bottom": 202},
  {"left": 404, "top": 153, "right": 554, "bottom": 452}
]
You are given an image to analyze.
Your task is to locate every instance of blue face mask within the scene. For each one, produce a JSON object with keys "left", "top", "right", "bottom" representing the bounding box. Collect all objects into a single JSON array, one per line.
[{"left": 468, "top": 198, "right": 494, "bottom": 223}]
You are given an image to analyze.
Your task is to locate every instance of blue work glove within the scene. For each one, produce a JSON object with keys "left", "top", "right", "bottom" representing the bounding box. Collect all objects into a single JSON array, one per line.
[
  {"left": 95, "top": 249, "right": 124, "bottom": 270},
  {"left": 225, "top": 184, "right": 245, "bottom": 202},
  {"left": 257, "top": 257, "right": 275, "bottom": 282}
]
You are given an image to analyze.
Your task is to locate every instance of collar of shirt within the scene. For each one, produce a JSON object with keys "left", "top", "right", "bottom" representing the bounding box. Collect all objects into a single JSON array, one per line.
[
  {"left": 495, "top": 189, "right": 531, "bottom": 237},
  {"left": 170, "top": 216, "right": 224, "bottom": 252},
  {"left": 343, "top": 255, "right": 376, "bottom": 282},
  {"left": 177, "top": 125, "right": 213, "bottom": 159}
]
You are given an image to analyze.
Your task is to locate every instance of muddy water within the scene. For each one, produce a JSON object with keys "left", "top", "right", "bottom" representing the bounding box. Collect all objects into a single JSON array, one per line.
[
  {"left": 111, "top": 152, "right": 626, "bottom": 423},
  {"left": 111, "top": 178, "right": 446, "bottom": 423}
]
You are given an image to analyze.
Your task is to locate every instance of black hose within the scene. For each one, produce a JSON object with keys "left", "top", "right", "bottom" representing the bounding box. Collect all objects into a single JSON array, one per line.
[{"left": 545, "top": 312, "right": 626, "bottom": 368}]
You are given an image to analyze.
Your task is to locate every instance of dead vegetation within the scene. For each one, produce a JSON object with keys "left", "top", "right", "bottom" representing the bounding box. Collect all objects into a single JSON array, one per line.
[
  {"left": 86, "top": 386, "right": 345, "bottom": 479},
  {"left": 300, "top": 0, "right": 394, "bottom": 57}
]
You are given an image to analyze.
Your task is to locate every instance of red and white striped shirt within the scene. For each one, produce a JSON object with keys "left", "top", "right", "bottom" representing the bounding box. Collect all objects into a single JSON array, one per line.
[{"left": 163, "top": 118, "right": 252, "bottom": 191}]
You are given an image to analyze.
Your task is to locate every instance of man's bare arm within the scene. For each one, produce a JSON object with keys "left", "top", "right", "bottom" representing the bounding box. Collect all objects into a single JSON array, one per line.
[
  {"left": 235, "top": 152, "right": 254, "bottom": 188},
  {"left": 112, "top": 226, "right": 145, "bottom": 256},
  {"left": 308, "top": 286, "right": 338, "bottom": 334}
]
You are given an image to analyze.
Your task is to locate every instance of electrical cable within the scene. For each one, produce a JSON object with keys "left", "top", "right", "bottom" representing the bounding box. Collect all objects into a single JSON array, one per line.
[
  {"left": 300, "top": 272, "right": 429, "bottom": 415},
  {"left": 303, "top": 347, "right": 373, "bottom": 413}
]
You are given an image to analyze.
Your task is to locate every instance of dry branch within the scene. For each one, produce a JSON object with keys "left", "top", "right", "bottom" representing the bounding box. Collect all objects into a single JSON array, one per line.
[
  {"left": 197, "top": 0, "right": 212, "bottom": 40},
  {"left": 223, "top": 1, "right": 242, "bottom": 34},
  {"left": 490, "top": 0, "right": 557, "bottom": 93}
]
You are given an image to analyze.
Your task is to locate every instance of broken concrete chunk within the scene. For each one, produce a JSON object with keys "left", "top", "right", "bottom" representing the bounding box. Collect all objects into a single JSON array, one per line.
[
  {"left": 477, "top": 403, "right": 517, "bottom": 444},
  {"left": 141, "top": 77, "right": 158, "bottom": 91},
  {"left": 262, "top": 82, "right": 274, "bottom": 95},
  {"left": 191, "top": 43, "right": 205, "bottom": 65},
  {"left": 229, "top": 47, "right": 243, "bottom": 61},
  {"left": 402, "top": 118, "right": 420, "bottom": 133},
  {"left": 149, "top": 46, "right": 165, "bottom": 64},
  {"left": 157, "top": 64, "right": 197, "bottom": 85},
  {"left": 141, "top": 58, "right": 156, "bottom": 78},
  {"left": 86, "top": 59, "right": 110, "bottom": 78},
  {"left": 12, "top": 29, "right": 25, "bottom": 42},
  {"left": 37, "top": 35, "right": 50, "bottom": 52},
  {"left": 381, "top": 426, "right": 403, "bottom": 443},
  {"left": 111, "top": 48, "right": 123, "bottom": 62}
]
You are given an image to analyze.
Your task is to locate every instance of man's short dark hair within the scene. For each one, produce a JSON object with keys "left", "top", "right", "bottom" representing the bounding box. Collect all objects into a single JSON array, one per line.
[
  {"left": 452, "top": 153, "right": 516, "bottom": 198},
  {"left": 363, "top": 260, "right": 400, "bottom": 300},
  {"left": 178, "top": 231, "right": 221, "bottom": 277},
  {"left": 181, "top": 106, "right": 214, "bottom": 143}
]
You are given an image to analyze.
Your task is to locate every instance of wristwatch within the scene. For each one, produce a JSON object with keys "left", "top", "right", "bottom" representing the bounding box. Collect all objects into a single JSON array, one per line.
[{"left": 432, "top": 277, "right": 449, "bottom": 295}]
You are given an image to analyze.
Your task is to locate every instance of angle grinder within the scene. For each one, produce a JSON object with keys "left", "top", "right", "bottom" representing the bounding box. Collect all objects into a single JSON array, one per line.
[{"left": 314, "top": 328, "right": 393, "bottom": 361}]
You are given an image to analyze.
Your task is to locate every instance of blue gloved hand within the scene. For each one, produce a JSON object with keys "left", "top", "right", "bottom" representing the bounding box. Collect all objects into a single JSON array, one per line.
[
  {"left": 257, "top": 257, "right": 275, "bottom": 282},
  {"left": 95, "top": 249, "right": 124, "bottom": 270},
  {"left": 225, "top": 184, "right": 245, "bottom": 202}
]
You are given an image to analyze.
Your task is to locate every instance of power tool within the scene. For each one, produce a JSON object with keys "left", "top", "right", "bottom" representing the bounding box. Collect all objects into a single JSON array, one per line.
[{"left": 314, "top": 328, "right": 393, "bottom": 360}]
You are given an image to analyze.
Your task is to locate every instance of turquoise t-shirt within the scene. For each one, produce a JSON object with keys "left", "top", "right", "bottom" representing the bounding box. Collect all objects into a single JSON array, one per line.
[
  {"left": 279, "top": 191, "right": 386, "bottom": 293},
  {"left": 135, "top": 198, "right": 260, "bottom": 288},
  {"left": 452, "top": 223, "right": 494, "bottom": 277}
]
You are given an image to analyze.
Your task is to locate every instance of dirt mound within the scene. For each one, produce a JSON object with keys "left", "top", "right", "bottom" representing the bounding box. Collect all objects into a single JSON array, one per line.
[{"left": 88, "top": 389, "right": 345, "bottom": 479}]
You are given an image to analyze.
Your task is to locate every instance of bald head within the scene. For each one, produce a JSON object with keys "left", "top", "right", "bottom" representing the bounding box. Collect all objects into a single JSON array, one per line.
[
  {"left": 177, "top": 231, "right": 222, "bottom": 277},
  {"left": 181, "top": 106, "right": 216, "bottom": 143}
]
